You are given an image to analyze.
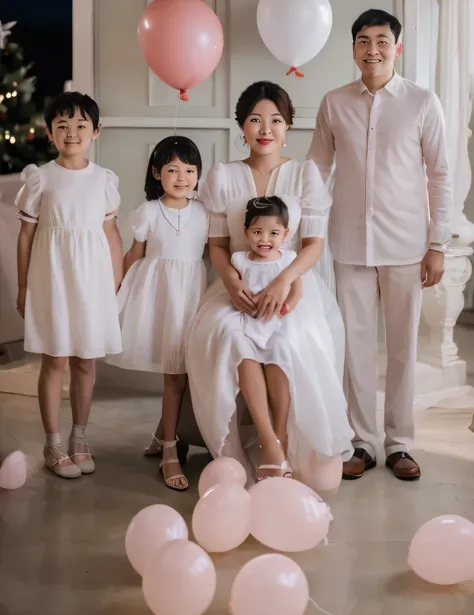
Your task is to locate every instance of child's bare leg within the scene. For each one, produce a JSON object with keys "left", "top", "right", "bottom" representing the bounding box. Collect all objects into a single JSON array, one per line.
[
  {"left": 160, "top": 374, "right": 188, "bottom": 490},
  {"left": 39, "top": 354, "right": 80, "bottom": 478},
  {"left": 264, "top": 364, "right": 291, "bottom": 454},
  {"left": 238, "top": 359, "right": 287, "bottom": 479},
  {"left": 67, "top": 357, "right": 95, "bottom": 474}
]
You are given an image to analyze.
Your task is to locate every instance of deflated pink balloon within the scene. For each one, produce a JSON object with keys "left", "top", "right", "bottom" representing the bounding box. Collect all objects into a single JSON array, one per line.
[
  {"left": 192, "top": 483, "right": 251, "bottom": 552},
  {"left": 408, "top": 515, "right": 474, "bottom": 585},
  {"left": 142, "top": 539, "right": 216, "bottom": 615},
  {"left": 137, "top": 0, "right": 224, "bottom": 99},
  {"left": 230, "top": 554, "right": 309, "bottom": 615},
  {"left": 249, "top": 477, "right": 332, "bottom": 552},
  {"left": 125, "top": 505, "right": 188, "bottom": 576},
  {"left": 0, "top": 450, "right": 27, "bottom": 490},
  {"left": 198, "top": 456, "right": 247, "bottom": 497}
]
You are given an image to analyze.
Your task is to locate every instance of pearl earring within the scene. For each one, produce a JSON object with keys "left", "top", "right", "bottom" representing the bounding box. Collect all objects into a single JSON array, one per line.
[{"left": 282, "top": 142, "right": 287, "bottom": 148}]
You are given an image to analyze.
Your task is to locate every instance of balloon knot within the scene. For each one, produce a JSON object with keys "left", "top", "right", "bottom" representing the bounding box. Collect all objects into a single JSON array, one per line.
[
  {"left": 286, "top": 66, "right": 304, "bottom": 78},
  {"left": 179, "top": 89, "right": 189, "bottom": 102}
]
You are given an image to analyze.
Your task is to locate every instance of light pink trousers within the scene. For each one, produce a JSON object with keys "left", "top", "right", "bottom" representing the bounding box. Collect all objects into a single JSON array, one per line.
[{"left": 334, "top": 262, "right": 423, "bottom": 458}]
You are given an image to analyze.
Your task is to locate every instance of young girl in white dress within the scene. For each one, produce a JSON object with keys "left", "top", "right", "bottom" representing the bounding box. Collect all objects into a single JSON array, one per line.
[
  {"left": 107, "top": 136, "right": 208, "bottom": 491},
  {"left": 15, "top": 92, "right": 123, "bottom": 479},
  {"left": 231, "top": 196, "right": 301, "bottom": 353}
]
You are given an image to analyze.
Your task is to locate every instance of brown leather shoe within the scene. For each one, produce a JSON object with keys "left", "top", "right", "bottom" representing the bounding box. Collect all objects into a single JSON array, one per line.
[
  {"left": 385, "top": 452, "right": 420, "bottom": 481},
  {"left": 342, "top": 448, "right": 376, "bottom": 480}
]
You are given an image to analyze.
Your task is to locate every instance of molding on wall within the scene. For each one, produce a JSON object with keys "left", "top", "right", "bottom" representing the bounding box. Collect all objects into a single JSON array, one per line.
[
  {"left": 100, "top": 116, "right": 316, "bottom": 130},
  {"left": 72, "top": 0, "right": 94, "bottom": 95}
]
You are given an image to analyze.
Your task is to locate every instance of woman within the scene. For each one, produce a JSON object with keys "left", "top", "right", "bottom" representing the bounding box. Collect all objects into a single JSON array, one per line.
[{"left": 186, "top": 81, "right": 354, "bottom": 484}]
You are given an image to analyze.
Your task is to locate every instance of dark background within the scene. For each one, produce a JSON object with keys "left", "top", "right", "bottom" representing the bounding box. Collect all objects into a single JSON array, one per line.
[{"left": 1, "top": 0, "right": 73, "bottom": 107}]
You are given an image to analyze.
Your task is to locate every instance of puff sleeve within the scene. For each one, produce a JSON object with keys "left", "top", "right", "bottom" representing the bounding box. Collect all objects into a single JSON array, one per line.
[
  {"left": 104, "top": 169, "right": 121, "bottom": 220},
  {"left": 129, "top": 202, "right": 150, "bottom": 242},
  {"left": 15, "top": 164, "right": 44, "bottom": 223},
  {"left": 299, "top": 160, "right": 332, "bottom": 239},
  {"left": 230, "top": 251, "right": 246, "bottom": 274},
  {"left": 198, "top": 163, "right": 229, "bottom": 238}
]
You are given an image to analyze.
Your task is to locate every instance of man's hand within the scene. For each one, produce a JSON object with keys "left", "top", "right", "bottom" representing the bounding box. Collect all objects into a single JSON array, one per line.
[{"left": 421, "top": 249, "right": 445, "bottom": 288}]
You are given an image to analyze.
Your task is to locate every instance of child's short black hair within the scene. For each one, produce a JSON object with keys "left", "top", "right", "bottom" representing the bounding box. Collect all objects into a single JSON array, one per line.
[
  {"left": 351, "top": 9, "right": 402, "bottom": 44},
  {"left": 44, "top": 91, "right": 100, "bottom": 131},
  {"left": 145, "top": 136, "right": 202, "bottom": 201},
  {"left": 244, "top": 196, "right": 289, "bottom": 229}
]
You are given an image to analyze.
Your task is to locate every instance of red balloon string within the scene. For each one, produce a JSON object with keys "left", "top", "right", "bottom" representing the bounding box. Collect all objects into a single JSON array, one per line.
[
  {"left": 179, "top": 89, "right": 189, "bottom": 101},
  {"left": 286, "top": 66, "right": 304, "bottom": 78}
]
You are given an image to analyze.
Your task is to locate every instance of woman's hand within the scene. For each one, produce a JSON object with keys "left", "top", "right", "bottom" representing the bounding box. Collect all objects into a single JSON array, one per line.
[
  {"left": 225, "top": 278, "right": 256, "bottom": 315},
  {"left": 254, "top": 276, "right": 292, "bottom": 321},
  {"left": 16, "top": 288, "right": 26, "bottom": 319}
]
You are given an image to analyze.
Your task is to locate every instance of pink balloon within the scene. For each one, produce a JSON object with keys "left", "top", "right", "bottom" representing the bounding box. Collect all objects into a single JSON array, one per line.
[
  {"left": 0, "top": 451, "right": 27, "bottom": 490},
  {"left": 306, "top": 454, "right": 342, "bottom": 493},
  {"left": 408, "top": 515, "right": 474, "bottom": 585},
  {"left": 125, "top": 505, "right": 188, "bottom": 576},
  {"left": 249, "top": 477, "right": 332, "bottom": 552},
  {"left": 198, "top": 456, "right": 247, "bottom": 497},
  {"left": 137, "top": 0, "right": 224, "bottom": 98},
  {"left": 142, "top": 539, "right": 216, "bottom": 615},
  {"left": 230, "top": 554, "right": 309, "bottom": 615},
  {"left": 192, "top": 483, "right": 251, "bottom": 552}
]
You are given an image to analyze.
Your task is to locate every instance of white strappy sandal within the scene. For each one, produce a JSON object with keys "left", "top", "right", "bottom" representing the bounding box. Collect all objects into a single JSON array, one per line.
[
  {"left": 257, "top": 439, "right": 293, "bottom": 481},
  {"left": 143, "top": 433, "right": 163, "bottom": 457},
  {"left": 159, "top": 440, "right": 189, "bottom": 491}
]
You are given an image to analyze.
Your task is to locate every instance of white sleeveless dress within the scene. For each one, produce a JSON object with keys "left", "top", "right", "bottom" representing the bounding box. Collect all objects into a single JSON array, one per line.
[
  {"left": 230, "top": 250, "right": 297, "bottom": 350},
  {"left": 186, "top": 160, "right": 354, "bottom": 485}
]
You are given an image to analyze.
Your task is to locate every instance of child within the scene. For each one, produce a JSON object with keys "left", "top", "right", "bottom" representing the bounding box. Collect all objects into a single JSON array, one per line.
[
  {"left": 231, "top": 196, "right": 303, "bottom": 349},
  {"left": 107, "top": 136, "right": 208, "bottom": 491},
  {"left": 15, "top": 91, "right": 123, "bottom": 479}
]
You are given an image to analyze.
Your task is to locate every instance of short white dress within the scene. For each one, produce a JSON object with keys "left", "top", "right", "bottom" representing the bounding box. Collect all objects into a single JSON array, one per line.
[
  {"left": 230, "top": 250, "right": 297, "bottom": 349},
  {"left": 15, "top": 161, "right": 122, "bottom": 359},
  {"left": 107, "top": 199, "right": 208, "bottom": 374},
  {"left": 186, "top": 160, "right": 354, "bottom": 485}
]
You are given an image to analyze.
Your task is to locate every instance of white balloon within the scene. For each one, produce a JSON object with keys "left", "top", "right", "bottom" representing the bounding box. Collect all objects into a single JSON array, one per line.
[{"left": 257, "top": 0, "right": 333, "bottom": 68}]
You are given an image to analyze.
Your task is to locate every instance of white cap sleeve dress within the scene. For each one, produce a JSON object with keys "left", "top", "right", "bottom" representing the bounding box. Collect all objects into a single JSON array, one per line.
[{"left": 15, "top": 161, "right": 122, "bottom": 359}]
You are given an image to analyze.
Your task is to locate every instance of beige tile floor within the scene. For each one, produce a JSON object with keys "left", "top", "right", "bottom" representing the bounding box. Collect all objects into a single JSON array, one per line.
[{"left": 2, "top": 333, "right": 474, "bottom": 614}]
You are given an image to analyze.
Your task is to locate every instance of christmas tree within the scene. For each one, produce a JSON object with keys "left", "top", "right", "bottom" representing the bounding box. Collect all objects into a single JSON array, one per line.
[{"left": 0, "top": 20, "right": 54, "bottom": 174}]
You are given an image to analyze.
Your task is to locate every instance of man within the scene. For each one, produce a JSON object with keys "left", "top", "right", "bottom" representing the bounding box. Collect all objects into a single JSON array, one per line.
[{"left": 308, "top": 8, "right": 452, "bottom": 481}]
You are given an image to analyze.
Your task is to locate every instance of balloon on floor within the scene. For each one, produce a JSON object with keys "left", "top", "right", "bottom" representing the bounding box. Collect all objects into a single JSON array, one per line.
[
  {"left": 137, "top": 0, "right": 224, "bottom": 101},
  {"left": 0, "top": 450, "right": 27, "bottom": 489},
  {"left": 408, "top": 515, "right": 474, "bottom": 585},
  {"left": 192, "top": 482, "right": 251, "bottom": 552},
  {"left": 125, "top": 504, "right": 188, "bottom": 576},
  {"left": 143, "top": 539, "right": 216, "bottom": 615},
  {"left": 198, "top": 455, "right": 247, "bottom": 497},
  {"left": 125, "top": 458, "right": 333, "bottom": 614},
  {"left": 230, "top": 554, "right": 309, "bottom": 615},
  {"left": 257, "top": 0, "right": 333, "bottom": 77}
]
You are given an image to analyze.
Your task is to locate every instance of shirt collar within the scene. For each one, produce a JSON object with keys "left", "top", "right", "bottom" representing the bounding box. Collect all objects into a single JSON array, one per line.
[{"left": 358, "top": 72, "right": 402, "bottom": 97}]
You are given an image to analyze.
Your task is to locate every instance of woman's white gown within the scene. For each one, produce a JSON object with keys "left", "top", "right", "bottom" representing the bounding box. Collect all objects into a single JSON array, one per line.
[{"left": 186, "top": 160, "right": 354, "bottom": 484}]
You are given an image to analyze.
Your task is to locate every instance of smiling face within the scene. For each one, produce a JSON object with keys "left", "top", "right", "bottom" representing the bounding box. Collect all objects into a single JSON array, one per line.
[
  {"left": 242, "top": 99, "right": 288, "bottom": 157},
  {"left": 353, "top": 24, "right": 401, "bottom": 83},
  {"left": 154, "top": 156, "right": 199, "bottom": 200},
  {"left": 245, "top": 214, "right": 289, "bottom": 260},
  {"left": 46, "top": 107, "right": 99, "bottom": 160}
]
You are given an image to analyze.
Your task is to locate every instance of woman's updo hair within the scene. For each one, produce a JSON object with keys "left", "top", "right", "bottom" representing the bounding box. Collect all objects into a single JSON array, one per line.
[{"left": 235, "top": 81, "right": 295, "bottom": 129}]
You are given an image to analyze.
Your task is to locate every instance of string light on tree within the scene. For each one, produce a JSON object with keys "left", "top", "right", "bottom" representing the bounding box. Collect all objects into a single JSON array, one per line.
[{"left": 0, "top": 20, "right": 54, "bottom": 173}]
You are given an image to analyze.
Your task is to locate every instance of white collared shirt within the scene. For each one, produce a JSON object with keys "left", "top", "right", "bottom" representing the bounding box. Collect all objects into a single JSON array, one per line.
[{"left": 308, "top": 73, "right": 453, "bottom": 266}]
